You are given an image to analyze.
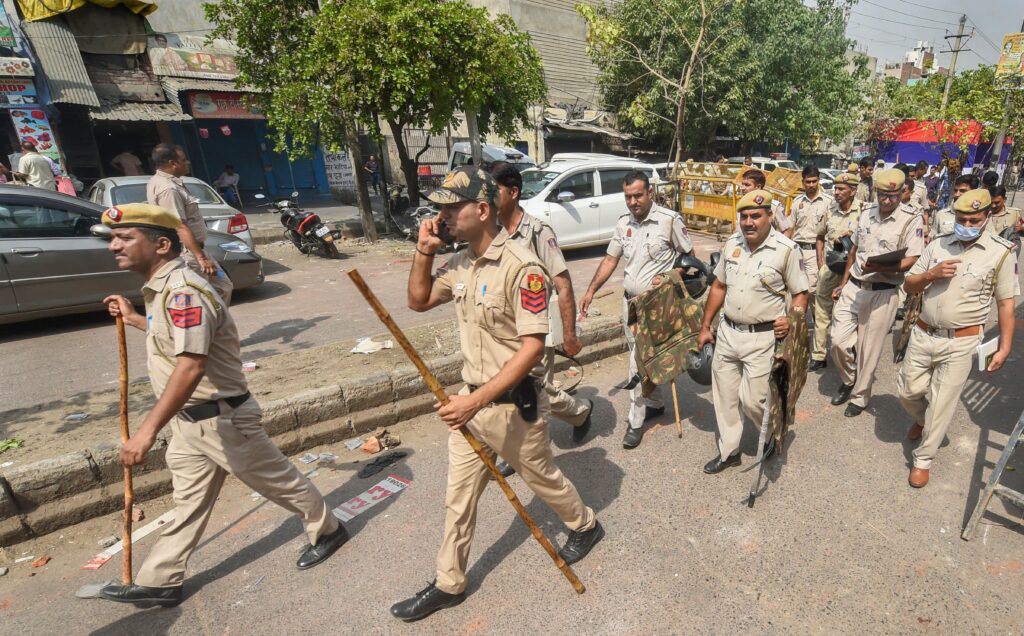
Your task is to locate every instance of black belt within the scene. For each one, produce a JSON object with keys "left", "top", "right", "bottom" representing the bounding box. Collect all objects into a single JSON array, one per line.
[
  {"left": 849, "top": 277, "right": 897, "bottom": 291},
  {"left": 467, "top": 384, "right": 517, "bottom": 404},
  {"left": 796, "top": 241, "right": 816, "bottom": 250},
  {"left": 179, "top": 392, "right": 251, "bottom": 422},
  {"left": 724, "top": 317, "right": 775, "bottom": 333}
]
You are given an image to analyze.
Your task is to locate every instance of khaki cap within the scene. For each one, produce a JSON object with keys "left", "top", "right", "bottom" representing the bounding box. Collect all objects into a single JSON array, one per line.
[
  {"left": 427, "top": 166, "right": 495, "bottom": 205},
  {"left": 952, "top": 188, "right": 992, "bottom": 213},
  {"left": 873, "top": 168, "right": 905, "bottom": 193},
  {"left": 101, "top": 203, "right": 181, "bottom": 233},
  {"left": 737, "top": 189, "right": 773, "bottom": 211},
  {"left": 847, "top": 162, "right": 859, "bottom": 173},
  {"left": 833, "top": 172, "right": 860, "bottom": 187}
]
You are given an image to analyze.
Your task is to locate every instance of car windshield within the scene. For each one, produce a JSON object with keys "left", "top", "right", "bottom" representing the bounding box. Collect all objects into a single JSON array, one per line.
[
  {"left": 521, "top": 170, "right": 560, "bottom": 200},
  {"left": 776, "top": 161, "right": 799, "bottom": 170},
  {"left": 111, "top": 182, "right": 223, "bottom": 206}
]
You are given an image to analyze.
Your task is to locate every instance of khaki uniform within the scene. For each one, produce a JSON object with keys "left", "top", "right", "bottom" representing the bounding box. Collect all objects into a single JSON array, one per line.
[
  {"left": 898, "top": 232, "right": 1018, "bottom": 469},
  {"left": 985, "top": 206, "right": 1022, "bottom": 236},
  {"left": 135, "top": 259, "right": 336, "bottom": 589},
  {"left": 931, "top": 207, "right": 955, "bottom": 238},
  {"left": 911, "top": 181, "right": 928, "bottom": 212},
  {"left": 430, "top": 234, "right": 595, "bottom": 595},
  {"left": 607, "top": 204, "right": 693, "bottom": 430},
  {"left": 771, "top": 200, "right": 792, "bottom": 234},
  {"left": 855, "top": 178, "right": 875, "bottom": 204},
  {"left": 711, "top": 229, "right": 808, "bottom": 460},
  {"left": 148, "top": 170, "right": 233, "bottom": 304},
  {"left": 791, "top": 190, "right": 832, "bottom": 296},
  {"left": 502, "top": 212, "right": 589, "bottom": 426},
  {"left": 830, "top": 204, "right": 924, "bottom": 408},
  {"left": 812, "top": 199, "right": 864, "bottom": 361}
]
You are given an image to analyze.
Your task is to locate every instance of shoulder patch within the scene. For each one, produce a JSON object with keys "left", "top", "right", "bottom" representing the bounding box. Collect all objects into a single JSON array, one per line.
[
  {"left": 168, "top": 306, "right": 202, "bottom": 328},
  {"left": 170, "top": 292, "right": 193, "bottom": 309},
  {"left": 520, "top": 274, "right": 547, "bottom": 314},
  {"left": 992, "top": 234, "right": 1014, "bottom": 249}
]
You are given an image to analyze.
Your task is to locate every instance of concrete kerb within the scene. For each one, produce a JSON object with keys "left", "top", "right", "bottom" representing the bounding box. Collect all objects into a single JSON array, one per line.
[{"left": 0, "top": 312, "right": 627, "bottom": 545}]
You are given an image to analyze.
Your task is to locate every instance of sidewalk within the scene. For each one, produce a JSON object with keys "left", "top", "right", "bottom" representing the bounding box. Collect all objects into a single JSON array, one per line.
[{"left": 241, "top": 194, "right": 403, "bottom": 245}]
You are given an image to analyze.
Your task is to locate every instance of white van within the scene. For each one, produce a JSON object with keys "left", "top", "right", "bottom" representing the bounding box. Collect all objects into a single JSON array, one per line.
[
  {"left": 447, "top": 142, "right": 536, "bottom": 173},
  {"left": 520, "top": 158, "right": 657, "bottom": 249}
]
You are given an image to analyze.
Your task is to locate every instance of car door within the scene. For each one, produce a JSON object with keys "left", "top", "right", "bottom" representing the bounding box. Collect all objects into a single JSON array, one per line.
[
  {"left": 0, "top": 197, "right": 138, "bottom": 313},
  {"left": 543, "top": 169, "right": 598, "bottom": 247},
  {"left": 0, "top": 257, "right": 15, "bottom": 319},
  {"left": 596, "top": 168, "right": 637, "bottom": 241}
]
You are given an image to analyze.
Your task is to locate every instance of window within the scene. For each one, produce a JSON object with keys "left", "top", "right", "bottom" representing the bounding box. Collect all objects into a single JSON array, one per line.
[
  {"left": 88, "top": 182, "right": 105, "bottom": 204},
  {"left": 0, "top": 203, "right": 97, "bottom": 238},
  {"left": 110, "top": 184, "right": 148, "bottom": 205},
  {"left": 550, "top": 170, "right": 594, "bottom": 201},
  {"left": 598, "top": 169, "right": 633, "bottom": 196},
  {"left": 184, "top": 183, "right": 222, "bottom": 204},
  {"left": 452, "top": 151, "right": 471, "bottom": 167}
]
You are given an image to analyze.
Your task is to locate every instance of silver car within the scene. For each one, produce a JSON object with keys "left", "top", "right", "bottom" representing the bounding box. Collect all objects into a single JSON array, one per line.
[
  {"left": 86, "top": 176, "right": 254, "bottom": 248},
  {"left": 0, "top": 186, "right": 263, "bottom": 325}
]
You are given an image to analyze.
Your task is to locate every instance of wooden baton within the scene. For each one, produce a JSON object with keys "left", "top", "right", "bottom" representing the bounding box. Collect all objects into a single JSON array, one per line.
[
  {"left": 347, "top": 269, "right": 586, "bottom": 594},
  {"left": 116, "top": 315, "right": 133, "bottom": 585},
  {"left": 670, "top": 380, "right": 683, "bottom": 439}
]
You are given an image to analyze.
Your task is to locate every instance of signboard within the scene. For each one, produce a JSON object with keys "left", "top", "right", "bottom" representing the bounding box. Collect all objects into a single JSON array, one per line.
[
  {"left": 324, "top": 151, "right": 355, "bottom": 190},
  {"left": 852, "top": 144, "right": 871, "bottom": 160},
  {"left": 148, "top": 33, "right": 239, "bottom": 80},
  {"left": 996, "top": 33, "right": 1024, "bottom": 86},
  {"left": 187, "top": 91, "right": 263, "bottom": 119},
  {"left": 0, "top": 6, "right": 15, "bottom": 49},
  {"left": 0, "top": 57, "right": 33, "bottom": 78},
  {"left": 8, "top": 108, "right": 62, "bottom": 172},
  {"left": 0, "top": 80, "right": 36, "bottom": 106}
]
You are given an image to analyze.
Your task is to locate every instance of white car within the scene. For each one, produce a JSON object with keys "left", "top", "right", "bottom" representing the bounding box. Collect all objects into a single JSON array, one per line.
[
  {"left": 86, "top": 176, "right": 254, "bottom": 248},
  {"left": 446, "top": 142, "right": 535, "bottom": 173},
  {"left": 520, "top": 159, "right": 657, "bottom": 249},
  {"left": 727, "top": 156, "right": 800, "bottom": 171}
]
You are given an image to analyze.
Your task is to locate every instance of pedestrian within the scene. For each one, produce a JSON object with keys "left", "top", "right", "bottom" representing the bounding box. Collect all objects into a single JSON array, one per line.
[
  {"left": 790, "top": 165, "right": 833, "bottom": 307},
  {"left": 931, "top": 173, "right": 978, "bottom": 238},
  {"left": 743, "top": 155, "right": 753, "bottom": 167},
  {"left": 898, "top": 189, "right": 1017, "bottom": 488},
  {"left": 982, "top": 170, "right": 999, "bottom": 190},
  {"left": 810, "top": 172, "right": 864, "bottom": 371},
  {"left": 854, "top": 156, "right": 875, "bottom": 204},
  {"left": 147, "top": 143, "right": 233, "bottom": 304},
  {"left": 364, "top": 154, "right": 380, "bottom": 195},
  {"left": 395, "top": 167, "right": 602, "bottom": 622},
  {"left": 697, "top": 189, "right": 809, "bottom": 474},
  {"left": 924, "top": 165, "right": 941, "bottom": 209},
  {"left": 489, "top": 162, "right": 593, "bottom": 479},
  {"left": 13, "top": 141, "right": 55, "bottom": 190},
  {"left": 213, "top": 165, "right": 241, "bottom": 206},
  {"left": 578, "top": 170, "right": 693, "bottom": 449},
  {"left": 829, "top": 169, "right": 924, "bottom": 417},
  {"left": 985, "top": 186, "right": 1022, "bottom": 236},
  {"left": 740, "top": 169, "right": 792, "bottom": 237},
  {"left": 110, "top": 147, "right": 145, "bottom": 176},
  {"left": 96, "top": 203, "right": 349, "bottom": 608}
]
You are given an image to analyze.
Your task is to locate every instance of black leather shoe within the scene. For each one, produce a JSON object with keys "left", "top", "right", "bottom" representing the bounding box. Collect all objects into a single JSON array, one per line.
[
  {"left": 571, "top": 400, "right": 594, "bottom": 444},
  {"left": 762, "top": 437, "right": 776, "bottom": 461},
  {"left": 98, "top": 583, "right": 183, "bottom": 608},
  {"left": 495, "top": 459, "right": 515, "bottom": 478},
  {"left": 809, "top": 359, "right": 827, "bottom": 371},
  {"left": 844, "top": 403, "right": 865, "bottom": 418},
  {"left": 644, "top": 406, "right": 665, "bottom": 421},
  {"left": 831, "top": 384, "right": 854, "bottom": 406},
  {"left": 390, "top": 581, "right": 465, "bottom": 622},
  {"left": 703, "top": 453, "right": 741, "bottom": 474},
  {"left": 622, "top": 426, "right": 643, "bottom": 449},
  {"left": 297, "top": 523, "right": 350, "bottom": 570},
  {"left": 558, "top": 520, "right": 604, "bottom": 565}
]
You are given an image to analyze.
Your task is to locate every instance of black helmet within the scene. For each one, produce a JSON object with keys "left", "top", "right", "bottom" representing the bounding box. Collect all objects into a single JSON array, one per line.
[
  {"left": 826, "top": 235, "right": 853, "bottom": 275},
  {"left": 708, "top": 251, "right": 721, "bottom": 284},
  {"left": 687, "top": 342, "right": 714, "bottom": 386},
  {"left": 674, "top": 253, "right": 712, "bottom": 299}
]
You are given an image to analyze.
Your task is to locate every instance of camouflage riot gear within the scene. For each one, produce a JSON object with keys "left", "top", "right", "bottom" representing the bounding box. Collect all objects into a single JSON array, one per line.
[
  {"left": 893, "top": 293, "right": 923, "bottom": 363},
  {"left": 768, "top": 307, "right": 810, "bottom": 451}
]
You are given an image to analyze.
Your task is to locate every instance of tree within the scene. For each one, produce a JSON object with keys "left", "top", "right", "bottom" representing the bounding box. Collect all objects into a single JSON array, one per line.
[{"left": 578, "top": 0, "right": 866, "bottom": 160}]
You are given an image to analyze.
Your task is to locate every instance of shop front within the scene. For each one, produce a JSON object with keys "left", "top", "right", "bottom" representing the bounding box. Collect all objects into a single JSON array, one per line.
[{"left": 0, "top": 58, "right": 66, "bottom": 175}]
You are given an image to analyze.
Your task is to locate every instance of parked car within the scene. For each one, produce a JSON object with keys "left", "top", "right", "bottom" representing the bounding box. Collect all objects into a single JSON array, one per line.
[
  {"left": 520, "top": 158, "right": 658, "bottom": 249},
  {"left": 86, "top": 176, "right": 254, "bottom": 248},
  {"left": 727, "top": 156, "right": 800, "bottom": 171},
  {"left": 819, "top": 168, "right": 842, "bottom": 191},
  {"left": 0, "top": 186, "right": 262, "bottom": 325},
  {"left": 446, "top": 142, "right": 536, "bottom": 173}
]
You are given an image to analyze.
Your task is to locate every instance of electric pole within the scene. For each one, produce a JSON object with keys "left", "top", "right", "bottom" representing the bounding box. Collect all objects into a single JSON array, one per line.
[
  {"left": 990, "top": 17, "right": 1024, "bottom": 182},
  {"left": 940, "top": 15, "right": 972, "bottom": 117}
]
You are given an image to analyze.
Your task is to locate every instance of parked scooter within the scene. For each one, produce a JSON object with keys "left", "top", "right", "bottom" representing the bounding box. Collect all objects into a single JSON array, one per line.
[{"left": 254, "top": 192, "right": 340, "bottom": 259}]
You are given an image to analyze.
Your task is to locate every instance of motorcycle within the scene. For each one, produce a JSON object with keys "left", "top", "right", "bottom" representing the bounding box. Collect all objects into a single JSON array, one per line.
[{"left": 254, "top": 192, "right": 340, "bottom": 259}]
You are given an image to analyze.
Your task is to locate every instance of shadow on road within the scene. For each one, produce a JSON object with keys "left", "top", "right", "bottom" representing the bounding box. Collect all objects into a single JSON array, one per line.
[
  {"left": 0, "top": 309, "right": 112, "bottom": 343},
  {"left": 240, "top": 315, "right": 331, "bottom": 347},
  {"left": 231, "top": 281, "right": 292, "bottom": 306}
]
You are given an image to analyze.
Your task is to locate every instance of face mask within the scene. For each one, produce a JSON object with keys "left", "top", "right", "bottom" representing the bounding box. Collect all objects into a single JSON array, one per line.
[{"left": 953, "top": 222, "right": 983, "bottom": 242}]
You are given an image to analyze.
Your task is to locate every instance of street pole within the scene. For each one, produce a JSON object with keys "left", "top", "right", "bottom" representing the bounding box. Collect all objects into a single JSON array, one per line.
[
  {"left": 989, "top": 17, "right": 1024, "bottom": 184},
  {"left": 940, "top": 15, "right": 970, "bottom": 117}
]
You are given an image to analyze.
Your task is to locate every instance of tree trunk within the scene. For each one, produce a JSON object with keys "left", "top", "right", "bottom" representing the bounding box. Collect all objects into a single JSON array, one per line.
[
  {"left": 344, "top": 119, "right": 378, "bottom": 243},
  {"left": 670, "top": 0, "right": 708, "bottom": 178},
  {"left": 387, "top": 119, "right": 422, "bottom": 207}
]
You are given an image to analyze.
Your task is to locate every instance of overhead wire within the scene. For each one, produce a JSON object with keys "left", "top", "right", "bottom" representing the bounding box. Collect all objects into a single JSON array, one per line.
[
  {"left": 895, "top": 0, "right": 963, "bottom": 15},
  {"left": 858, "top": 0, "right": 957, "bottom": 27}
]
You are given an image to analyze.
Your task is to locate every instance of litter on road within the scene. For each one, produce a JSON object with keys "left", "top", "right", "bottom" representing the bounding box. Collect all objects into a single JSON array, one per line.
[
  {"left": 96, "top": 536, "right": 118, "bottom": 548},
  {"left": 299, "top": 452, "right": 319, "bottom": 464},
  {"left": 31, "top": 556, "right": 50, "bottom": 567},
  {"left": 0, "top": 438, "right": 24, "bottom": 453},
  {"left": 63, "top": 413, "right": 89, "bottom": 422},
  {"left": 357, "top": 451, "right": 408, "bottom": 479},
  {"left": 350, "top": 337, "right": 394, "bottom": 354},
  {"left": 332, "top": 473, "right": 411, "bottom": 522},
  {"left": 81, "top": 509, "right": 175, "bottom": 570},
  {"left": 14, "top": 555, "right": 34, "bottom": 563},
  {"left": 344, "top": 438, "right": 364, "bottom": 451}
]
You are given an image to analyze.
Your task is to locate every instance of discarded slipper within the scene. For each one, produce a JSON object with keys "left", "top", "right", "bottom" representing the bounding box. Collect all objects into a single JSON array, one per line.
[{"left": 358, "top": 451, "right": 408, "bottom": 478}]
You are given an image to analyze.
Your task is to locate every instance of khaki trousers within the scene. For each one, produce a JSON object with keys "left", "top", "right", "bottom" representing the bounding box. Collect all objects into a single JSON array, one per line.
[
  {"left": 812, "top": 266, "right": 841, "bottom": 361},
  {"left": 799, "top": 246, "right": 819, "bottom": 297},
  {"left": 897, "top": 327, "right": 979, "bottom": 469},
  {"left": 711, "top": 322, "right": 776, "bottom": 460},
  {"left": 183, "top": 248, "right": 234, "bottom": 305},
  {"left": 623, "top": 298, "right": 663, "bottom": 429},
  {"left": 542, "top": 349, "right": 590, "bottom": 426},
  {"left": 135, "top": 398, "right": 338, "bottom": 588},
  {"left": 830, "top": 283, "right": 899, "bottom": 408},
  {"left": 435, "top": 390, "right": 595, "bottom": 594}
]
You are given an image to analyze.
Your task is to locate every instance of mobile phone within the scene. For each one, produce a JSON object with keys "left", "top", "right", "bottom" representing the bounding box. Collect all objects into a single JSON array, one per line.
[{"left": 437, "top": 221, "right": 455, "bottom": 246}]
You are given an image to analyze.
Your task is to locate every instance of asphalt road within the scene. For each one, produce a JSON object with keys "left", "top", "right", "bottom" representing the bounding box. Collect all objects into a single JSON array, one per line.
[
  {"left": 0, "top": 232, "right": 721, "bottom": 413},
  {"left": 1, "top": 352, "right": 1022, "bottom": 634}
]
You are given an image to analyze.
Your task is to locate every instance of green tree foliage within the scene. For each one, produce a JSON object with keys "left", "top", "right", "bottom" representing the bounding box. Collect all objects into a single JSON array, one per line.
[{"left": 578, "top": 0, "right": 866, "bottom": 156}]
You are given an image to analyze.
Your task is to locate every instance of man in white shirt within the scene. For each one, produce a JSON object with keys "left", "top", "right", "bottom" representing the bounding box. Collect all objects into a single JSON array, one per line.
[
  {"left": 214, "top": 165, "right": 241, "bottom": 205},
  {"left": 14, "top": 142, "right": 56, "bottom": 190}
]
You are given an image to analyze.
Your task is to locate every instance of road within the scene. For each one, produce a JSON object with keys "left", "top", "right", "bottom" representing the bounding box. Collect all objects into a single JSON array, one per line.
[
  {"left": 0, "top": 231, "right": 722, "bottom": 412},
  {"left": 1, "top": 351, "right": 1022, "bottom": 633}
]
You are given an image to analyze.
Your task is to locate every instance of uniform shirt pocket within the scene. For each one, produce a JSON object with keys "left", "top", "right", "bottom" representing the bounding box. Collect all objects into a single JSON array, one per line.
[
  {"left": 452, "top": 286, "right": 469, "bottom": 321},
  {"left": 479, "top": 294, "right": 518, "bottom": 340},
  {"left": 758, "top": 266, "right": 786, "bottom": 297},
  {"left": 646, "top": 235, "right": 671, "bottom": 260}
]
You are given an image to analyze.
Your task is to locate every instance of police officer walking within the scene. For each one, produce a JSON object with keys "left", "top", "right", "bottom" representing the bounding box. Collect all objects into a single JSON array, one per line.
[
  {"left": 932, "top": 174, "right": 978, "bottom": 239},
  {"left": 579, "top": 171, "right": 693, "bottom": 449},
  {"left": 985, "top": 186, "right": 1022, "bottom": 236},
  {"left": 790, "top": 165, "right": 833, "bottom": 312},
  {"left": 810, "top": 172, "right": 864, "bottom": 371},
  {"left": 830, "top": 169, "right": 925, "bottom": 417},
  {"left": 698, "top": 190, "right": 809, "bottom": 473},
  {"left": 855, "top": 157, "right": 876, "bottom": 204},
  {"left": 395, "top": 167, "right": 602, "bottom": 622},
  {"left": 898, "top": 189, "right": 1018, "bottom": 487},
  {"left": 148, "top": 143, "right": 233, "bottom": 304},
  {"left": 96, "top": 204, "right": 348, "bottom": 608}
]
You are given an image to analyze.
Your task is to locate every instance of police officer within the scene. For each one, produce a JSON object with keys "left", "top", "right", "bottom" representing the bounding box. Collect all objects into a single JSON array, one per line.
[
  {"left": 740, "top": 168, "right": 793, "bottom": 237},
  {"left": 931, "top": 173, "right": 979, "bottom": 238},
  {"left": 698, "top": 190, "right": 809, "bottom": 473},
  {"left": 97, "top": 204, "right": 348, "bottom": 608},
  {"left": 830, "top": 169, "right": 925, "bottom": 417},
  {"left": 898, "top": 189, "right": 1018, "bottom": 488},
  {"left": 911, "top": 160, "right": 930, "bottom": 211},
  {"left": 985, "top": 186, "right": 1022, "bottom": 236},
  {"left": 395, "top": 167, "right": 602, "bottom": 622},
  {"left": 790, "top": 165, "right": 833, "bottom": 305},
  {"left": 579, "top": 170, "right": 693, "bottom": 449},
  {"left": 810, "top": 172, "right": 864, "bottom": 371},
  {"left": 855, "top": 157, "right": 876, "bottom": 204},
  {"left": 148, "top": 143, "right": 233, "bottom": 304}
]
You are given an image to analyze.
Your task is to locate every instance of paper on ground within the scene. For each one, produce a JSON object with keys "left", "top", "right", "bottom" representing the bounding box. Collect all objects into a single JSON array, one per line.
[
  {"left": 332, "top": 473, "right": 411, "bottom": 522},
  {"left": 81, "top": 509, "right": 176, "bottom": 570}
]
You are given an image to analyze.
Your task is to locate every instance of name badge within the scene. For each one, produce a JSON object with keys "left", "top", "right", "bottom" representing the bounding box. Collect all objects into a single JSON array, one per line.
[{"left": 455, "top": 282, "right": 465, "bottom": 291}]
